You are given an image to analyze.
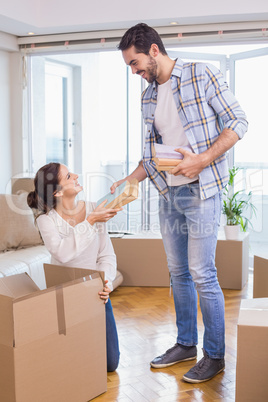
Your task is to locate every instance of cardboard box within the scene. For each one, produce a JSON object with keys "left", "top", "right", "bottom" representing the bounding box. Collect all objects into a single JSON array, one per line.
[
  {"left": 0, "top": 265, "right": 107, "bottom": 402},
  {"left": 111, "top": 235, "right": 170, "bottom": 286},
  {"left": 236, "top": 298, "right": 268, "bottom": 402},
  {"left": 253, "top": 255, "right": 268, "bottom": 298},
  {"left": 215, "top": 232, "right": 249, "bottom": 289},
  {"left": 112, "top": 231, "right": 250, "bottom": 289}
]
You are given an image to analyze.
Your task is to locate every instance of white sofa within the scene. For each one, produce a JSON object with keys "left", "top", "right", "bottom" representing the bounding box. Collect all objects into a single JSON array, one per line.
[{"left": 0, "top": 193, "right": 123, "bottom": 290}]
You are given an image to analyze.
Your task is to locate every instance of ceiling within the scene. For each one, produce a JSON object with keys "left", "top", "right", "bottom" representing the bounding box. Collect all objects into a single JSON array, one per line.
[{"left": 1, "top": 1, "right": 268, "bottom": 38}]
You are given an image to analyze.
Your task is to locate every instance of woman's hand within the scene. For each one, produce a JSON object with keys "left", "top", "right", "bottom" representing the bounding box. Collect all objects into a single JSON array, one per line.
[
  {"left": 87, "top": 200, "right": 122, "bottom": 225},
  {"left": 98, "top": 280, "right": 111, "bottom": 304}
]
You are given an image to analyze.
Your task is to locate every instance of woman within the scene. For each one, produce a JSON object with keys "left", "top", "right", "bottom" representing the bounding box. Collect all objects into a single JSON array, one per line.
[{"left": 27, "top": 162, "right": 121, "bottom": 372}]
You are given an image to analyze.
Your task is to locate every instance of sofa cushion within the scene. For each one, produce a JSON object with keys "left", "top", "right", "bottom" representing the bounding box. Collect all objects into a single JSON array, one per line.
[
  {"left": 0, "top": 244, "right": 123, "bottom": 291},
  {"left": 112, "top": 270, "right": 123, "bottom": 290},
  {"left": 0, "top": 245, "right": 51, "bottom": 290},
  {"left": 0, "top": 193, "right": 43, "bottom": 252}
]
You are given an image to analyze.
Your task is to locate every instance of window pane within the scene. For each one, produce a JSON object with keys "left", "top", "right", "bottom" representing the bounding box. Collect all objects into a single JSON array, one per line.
[
  {"left": 128, "top": 70, "right": 142, "bottom": 232},
  {"left": 232, "top": 51, "right": 268, "bottom": 245},
  {"left": 45, "top": 73, "right": 66, "bottom": 164},
  {"left": 234, "top": 55, "right": 268, "bottom": 168}
]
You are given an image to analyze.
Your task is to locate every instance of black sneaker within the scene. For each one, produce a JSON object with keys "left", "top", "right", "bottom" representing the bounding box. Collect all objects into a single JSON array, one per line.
[
  {"left": 150, "top": 343, "right": 197, "bottom": 368},
  {"left": 183, "top": 349, "right": 225, "bottom": 383}
]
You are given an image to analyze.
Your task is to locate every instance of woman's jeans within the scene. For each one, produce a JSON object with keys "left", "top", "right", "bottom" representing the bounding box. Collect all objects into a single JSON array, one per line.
[
  {"left": 159, "top": 183, "right": 225, "bottom": 359},
  {"left": 106, "top": 298, "right": 120, "bottom": 371}
]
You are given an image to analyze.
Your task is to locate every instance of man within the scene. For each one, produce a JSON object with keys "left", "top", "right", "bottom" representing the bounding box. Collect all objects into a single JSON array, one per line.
[{"left": 112, "top": 23, "right": 247, "bottom": 383}]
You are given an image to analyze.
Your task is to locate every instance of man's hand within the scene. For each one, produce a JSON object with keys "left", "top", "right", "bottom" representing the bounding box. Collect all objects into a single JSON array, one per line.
[
  {"left": 110, "top": 179, "right": 127, "bottom": 194},
  {"left": 170, "top": 129, "right": 240, "bottom": 178},
  {"left": 110, "top": 161, "right": 147, "bottom": 194},
  {"left": 170, "top": 148, "right": 206, "bottom": 178}
]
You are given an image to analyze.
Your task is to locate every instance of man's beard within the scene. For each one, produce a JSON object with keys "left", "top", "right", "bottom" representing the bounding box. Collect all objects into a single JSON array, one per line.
[{"left": 146, "top": 56, "right": 158, "bottom": 83}]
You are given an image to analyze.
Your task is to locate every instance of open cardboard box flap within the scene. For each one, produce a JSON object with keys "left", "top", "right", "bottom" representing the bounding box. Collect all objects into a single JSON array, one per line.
[
  {"left": 0, "top": 273, "right": 40, "bottom": 298},
  {"left": 0, "top": 266, "right": 105, "bottom": 347},
  {"left": 44, "top": 263, "right": 105, "bottom": 288},
  {"left": 0, "top": 273, "right": 40, "bottom": 347},
  {"left": 238, "top": 297, "right": 268, "bottom": 327}
]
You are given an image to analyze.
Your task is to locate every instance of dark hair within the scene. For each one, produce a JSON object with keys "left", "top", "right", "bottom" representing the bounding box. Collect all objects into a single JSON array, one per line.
[
  {"left": 118, "top": 23, "right": 167, "bottom": 56},
  {"left": 27, "top": 162, "right": 61, "bottom": 214}
]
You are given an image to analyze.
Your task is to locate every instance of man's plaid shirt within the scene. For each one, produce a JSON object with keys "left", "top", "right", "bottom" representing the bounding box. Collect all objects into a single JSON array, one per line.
[{"left": 141, "top": 58, "right": 248, "bottom": 200}]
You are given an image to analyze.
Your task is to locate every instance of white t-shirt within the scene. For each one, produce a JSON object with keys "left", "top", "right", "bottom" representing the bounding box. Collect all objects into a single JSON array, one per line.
[
  {"left": 154, "top": 79, "right": 198, "bottom": 186},
  {"left": 37, "top": 201, "right": 116, "bottom": 290}
]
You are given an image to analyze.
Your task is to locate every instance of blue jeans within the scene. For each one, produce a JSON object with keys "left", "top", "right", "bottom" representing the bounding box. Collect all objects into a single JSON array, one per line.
[
  {"left": 159, "top": 183, "right": 225, "bottom": 359},
  {"left": 106, "top": 298, "right": 120, "bottom": 371}
]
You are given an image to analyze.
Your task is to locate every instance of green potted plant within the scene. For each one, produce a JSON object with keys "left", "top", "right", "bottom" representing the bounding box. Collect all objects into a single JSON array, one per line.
[{"left": 222, "top": 166, "right": 256, "bottom": 240}]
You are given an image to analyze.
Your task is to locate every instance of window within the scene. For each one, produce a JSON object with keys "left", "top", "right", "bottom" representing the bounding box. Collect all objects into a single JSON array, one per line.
[
  {"left": 166, "top": 44, "right": 268, "bottom": 244},
  {"left": 27, "top": 50, "right": 143, "bottom": 232},
  {"left": 229, "top": 47, "right": 268, "bottom": 242},
  {"left": 45, "top": 62, "right": 73, "bottom": 166},
  {"left": 25, "top": 42, "right": 268, "bottom": 242}
]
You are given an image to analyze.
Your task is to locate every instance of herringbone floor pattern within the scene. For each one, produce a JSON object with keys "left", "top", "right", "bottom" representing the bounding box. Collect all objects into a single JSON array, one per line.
[{"left": 93, "top": 272, "right": 253, "bottom": 401}]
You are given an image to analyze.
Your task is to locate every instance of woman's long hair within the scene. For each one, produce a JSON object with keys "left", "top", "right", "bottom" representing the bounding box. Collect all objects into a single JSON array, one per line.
[{"left": 27, "top": 162, "right": 61, "bottom": 214}]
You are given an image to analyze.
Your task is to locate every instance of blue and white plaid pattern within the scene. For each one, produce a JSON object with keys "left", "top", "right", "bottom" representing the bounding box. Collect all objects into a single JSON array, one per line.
[{"left": 142, "top": 58, "right": 248, "bottom": 200}]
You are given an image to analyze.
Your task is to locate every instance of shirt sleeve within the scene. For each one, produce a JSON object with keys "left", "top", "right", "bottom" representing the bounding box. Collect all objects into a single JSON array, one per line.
[
  {"left": 204, "top": 63, "right": 248, "bottom": 139},
  {"left": 37, "top": 213, "right": 97, "bottom": 264},
  {"left": 95, "top": 222, "right": 117, "bottom": 291}
]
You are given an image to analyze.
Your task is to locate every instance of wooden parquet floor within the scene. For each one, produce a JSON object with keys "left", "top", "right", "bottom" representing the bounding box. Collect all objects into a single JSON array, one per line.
[{"left": 92, "top": 272, "right": 253, "bottom": 402}]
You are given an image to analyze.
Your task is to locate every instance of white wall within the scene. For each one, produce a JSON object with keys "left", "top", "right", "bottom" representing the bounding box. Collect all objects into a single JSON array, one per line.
[
  {"left": 0, "top": 50, "right": 12, "bottom": 193},
  {"left": 0, "top": 50, "right": 23, "bottom": 194},
  {"left": 10, "top": 52, "right": 24, "bottom": 177},
  {"left": 0, "top": 32, "right": 20, "bottom": 194}
]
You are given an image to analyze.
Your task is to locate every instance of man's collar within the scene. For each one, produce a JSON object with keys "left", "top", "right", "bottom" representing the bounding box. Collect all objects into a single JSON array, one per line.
[
  {"left": 171, "top": 58, "right": 183, "bottom": 78},
  {"left": 152, "top": 58, "right": 183, "bottom": 89}
]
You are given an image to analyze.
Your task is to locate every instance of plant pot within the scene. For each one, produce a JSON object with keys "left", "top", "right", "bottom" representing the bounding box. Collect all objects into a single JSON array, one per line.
[{"left": 224, "top": 225, "right": 240, "bottom": 240}]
